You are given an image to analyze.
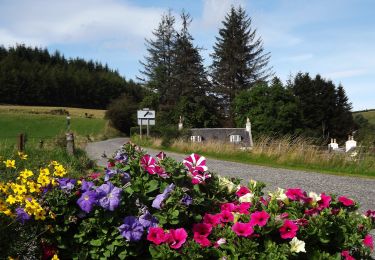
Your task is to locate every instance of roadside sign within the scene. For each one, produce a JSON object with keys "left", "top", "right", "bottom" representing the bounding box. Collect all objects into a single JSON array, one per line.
[
  {"left": 138, "top": 119, "right": 155, "bottom": 125},
  {"left": 137, "top": 110, "right": 155, "bottom": 119}
]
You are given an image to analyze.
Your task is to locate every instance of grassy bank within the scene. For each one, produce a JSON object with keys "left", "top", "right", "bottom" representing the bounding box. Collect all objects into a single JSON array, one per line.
[
  {"left": 132, "top": 136, "right": 375, "bottom": 178},
  {"left": 0, "top": 105, "right": 120, "bottom": 144}
]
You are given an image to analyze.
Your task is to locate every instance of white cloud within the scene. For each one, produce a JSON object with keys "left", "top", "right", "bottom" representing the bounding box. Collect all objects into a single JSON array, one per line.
[{"left": 0, "top": 0, "right": 164, "bottom": 49}]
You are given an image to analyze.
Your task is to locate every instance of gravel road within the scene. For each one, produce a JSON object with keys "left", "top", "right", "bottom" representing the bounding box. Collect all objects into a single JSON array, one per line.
[{"left": 85, "top": 137, "right": 375, "bottom": 213}]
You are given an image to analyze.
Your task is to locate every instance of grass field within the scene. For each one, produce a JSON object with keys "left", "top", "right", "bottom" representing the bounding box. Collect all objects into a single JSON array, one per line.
[
  {"left": 133, "top": 136, "right": 375, "bottom": 178},
  {"left": 0, "top": 105, "right": 118, "bottom": 144},
  {"left": 353, "top": 109, "right": 375, "bottom": 125}
]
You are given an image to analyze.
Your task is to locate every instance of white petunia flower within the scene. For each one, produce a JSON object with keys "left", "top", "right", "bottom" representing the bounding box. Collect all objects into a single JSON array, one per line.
[
  {"left": 239, "top": 192, "right": 254, "bottom": 203},
  {"left": 309, "top": 192, "right": 321, "bottom": 202},
  {"left": 290, "top": 237, "right": 306, "bottom": 253}
]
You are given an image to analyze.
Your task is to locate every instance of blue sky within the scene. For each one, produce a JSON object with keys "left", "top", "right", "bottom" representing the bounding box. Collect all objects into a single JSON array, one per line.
[{"left": 0, "top": 0, "right": 374, "bottom": 110}]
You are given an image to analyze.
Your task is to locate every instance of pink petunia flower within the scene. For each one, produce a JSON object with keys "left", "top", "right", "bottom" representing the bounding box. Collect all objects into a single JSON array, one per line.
[
  {"left": 140, "top": 154, "right": 157, "bottom": 175},
  {"left": 341, "top": 250, "right": 355, "bottom": 260},
  {"left": 214, "top": 238, "right": 226, "bottom": 248},
  {"left": 236, "top": 186, "right": 250, "bottom": 197},
  {"left": 236, "top": 202, "right": 251, "bottom": 215},
  {"left": 221, "top": 203, "right": 236, "bottom": 212},
  {"left": 279, "top": 219, "right": 299, "bottom": 239},
  {"left": 193, "top": 223, "right": 212, "bottom": 247},
  {"left": 154, "top": 165, "right": 169, "bottom": 178},
  {"left": 250, "top": 210, "right": 270, "bottom": 227},
  {"left": 183, "top": 153, "right": 208, "bottom": 175},
  {"left": 191, "top": 172, "right": 211, "bottom": 185},
  {"left": 220, "top": 210, "right": 234, "bottom": 223},
  {"left": 364, "top": 234, "right": 374, "bottom": 251},
  {"left": 147, "top": 227, "right": 169, "bottom": 245},
  {"left": 232, "top": 222, "right": 254, "bottom": 237},
  {"left": 203, "top": 213, "right": 222, "bottom": 227},
  {"left": 285, "top": 188, "right": 305, "bottom": 201},
  {"left": 338, "top": 196, "right": 355, "bottom": 207},
  {"left": 156, "top": 151, "right": 166, "bottom": 161},
  {"left": 167, "top": 228, "right": 188, "bottom": 249},
  {"left": 317, "top": 193, "right": 331, "bottom": 210}
]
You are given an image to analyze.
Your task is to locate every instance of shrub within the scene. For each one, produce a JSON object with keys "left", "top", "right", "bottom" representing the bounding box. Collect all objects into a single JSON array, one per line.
[{"left": 0, "top": 143, "right": 374, "bottom": 259}]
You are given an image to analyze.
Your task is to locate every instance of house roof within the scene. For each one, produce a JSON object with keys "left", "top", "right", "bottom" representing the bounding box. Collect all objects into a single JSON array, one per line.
[{"left": 190, "top": 128, "right": 250, "bottom": 144}]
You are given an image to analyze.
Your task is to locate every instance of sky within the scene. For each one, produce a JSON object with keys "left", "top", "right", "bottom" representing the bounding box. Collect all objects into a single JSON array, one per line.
[{"left": 0, "top": 0, "right": 374, "bottom": 111}]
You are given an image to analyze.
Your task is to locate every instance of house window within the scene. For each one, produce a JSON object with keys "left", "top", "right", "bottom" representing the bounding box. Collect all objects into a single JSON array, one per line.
[
  {"left": 230, "top": 135, "right": 241, "bottom": 143},
  {"left": 190, "top": 136, "right": 202, "bottom": 142}
]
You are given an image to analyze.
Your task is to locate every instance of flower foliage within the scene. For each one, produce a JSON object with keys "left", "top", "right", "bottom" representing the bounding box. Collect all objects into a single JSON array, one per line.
[{"left": 1, "top": 143, "right": 374, "bottom": 259}]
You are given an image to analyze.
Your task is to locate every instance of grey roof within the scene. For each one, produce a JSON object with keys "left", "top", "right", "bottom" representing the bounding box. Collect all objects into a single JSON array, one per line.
[{"left": 190, "top": 128, "right": 250, "bottom": 145}]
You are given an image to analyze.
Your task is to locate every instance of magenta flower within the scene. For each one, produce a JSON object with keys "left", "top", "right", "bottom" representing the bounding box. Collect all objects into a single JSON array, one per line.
[
  {"left": 96, "top": 182, "right": 122, "bottom": 211},
  {"left": 147, "top": 227, "right": 168, "bottom": 245},
  {"left": 232, "top": 222, "right": 254, "bottom": 237},
  {"left": 167, "top": 228, "right": 188, "bottom": 249},
  {"left": 317, "top": 193, "right": 331, "bottom": 210},
  {"left": 236, "top": 202, "right": 251, "bottom": 215},
  {"left": 203, "top": 213, "right": 222, "bottom": 227},
  {"left": 285, "top": 188, "right": 305, "bottom": 201},
  {"left": 156, "top": 151, "right": 166, "bottom": 161},
  {"left": 250, "top": 210, "right": 270, "bottom": 227},
  {"left": 154, "top": 165, "right": 169, "bottom": 178},
  {"left": 193, "top": 223, "right": 212, "bottom": 247},
  {"left": 363, "top": 234, "right": 374, "bottom": 251},
  {"left": 140, "top": 154, "right": 157, "bottom": 175},
  {"left": 221, "top": 203, "right": 236, "bottom": 212},
  {"left": 77, "top": 190, "right": 97, "bottom": 213},
  {"left": 220, "top": 210, "right": 234, "bottom": 223},
  {"left": 191, "top": 172, "right": 211, "bottom": 185},
  {"left": 279, "top": 219, "right": 299, "bottom": 239},
  {"left": 118, "top": 216, "right": 144, "bottom": 242},
  {"left": 366, "top": 210, "right": 375, "bottom": 221},
  {"left": 338, "top": 196, "right": 355, "bottom": 207},
  {"left": 236, "top": 186, "right": 250, "bottom": 197},
  {"left": 183, "top": 153, "right": 208, "bottom": 175},
  {"left": 341, "top": 250, "right": 355, "bottom": 260}
]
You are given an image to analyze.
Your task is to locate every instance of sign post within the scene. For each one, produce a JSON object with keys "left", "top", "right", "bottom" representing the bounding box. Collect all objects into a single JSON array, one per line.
[{"left": 137, "top": 108, "right": 156, "bottom": 138}]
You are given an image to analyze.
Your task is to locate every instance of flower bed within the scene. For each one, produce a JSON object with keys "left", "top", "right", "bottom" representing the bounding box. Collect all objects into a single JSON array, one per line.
[{"left": 1, "top": 143, "right": 374, "bottom": 259}]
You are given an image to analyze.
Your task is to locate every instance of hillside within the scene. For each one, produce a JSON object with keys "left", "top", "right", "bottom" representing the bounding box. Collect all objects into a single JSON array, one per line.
[{"left": 353, "top": 109, "right": 375, "bottom": 125}]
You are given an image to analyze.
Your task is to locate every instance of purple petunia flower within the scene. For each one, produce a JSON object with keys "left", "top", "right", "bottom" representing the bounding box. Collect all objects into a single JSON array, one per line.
[
  {"left": 96, "top": 182, "right": 122, "bottom": 211},
  {"left": 77, "top": 190, "right": 97, "bottom": 213},
  {"left": 58, "top": 178, "right": 76, "bottom": 191},
  {"left": 16, "top": 207, "right": 31, "bottom": 224},
  {"left": 114, "top": 151, "right": 128, "bottom": 163},
  {"left": 181, "top": 194, "right": 193, "bottom": 206},
  {"left": 104, "top": 168, "right": 118, "bottom": 181},
  {"left": 118, "top": 216, "right": 144, "bottom": 242},
  {"left": 152, "top": 183, "right": 175, "bottom": 209},
  {"left": 122, "top": 172, "right": 131, "bottom": 184},
  {"left": 139, "top": 210, "right": 158, "bottom": 229},
  {"left": 81, "top": 180, "right": 95, "bottom": 192}
]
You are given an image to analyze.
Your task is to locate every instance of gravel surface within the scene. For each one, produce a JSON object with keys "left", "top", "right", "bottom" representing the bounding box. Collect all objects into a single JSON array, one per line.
[{"left": 85, "top": 138, "right": 375, "bottom": 213}]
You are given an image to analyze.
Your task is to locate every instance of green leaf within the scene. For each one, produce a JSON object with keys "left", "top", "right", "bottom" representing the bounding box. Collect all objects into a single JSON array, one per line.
[{"left": 90, "top": 239, "right": 103, "bottom": 247}]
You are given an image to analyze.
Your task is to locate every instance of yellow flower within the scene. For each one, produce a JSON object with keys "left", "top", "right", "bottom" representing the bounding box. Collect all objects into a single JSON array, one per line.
[
  {"left": 0, "top": 183, "right": 8, "bottom": 194},
  {"left": 3, "top": 160, "right": 16, "bottom": 169},
  {"left": 34, "top": 208, "right": 46, "bottom": 220},
  {"left": 39, "top": 168, "right": 50, "bottom": 176},
  {"left": 6, "top": 195, "right": 17, "bottom": 205},
  {"left": 19, "top": 169, "right": 33, "bottom": 180},
  {"left": 51, "top": 254, "right": 59, "bottom": 260},
  {"left": 18, "top": 151, "right": 28, "bottom": 160},
  {"left": 27, "top": 181, "right": 40, "bottom": 193},
  {"left": 11, "top": 184, "right": 27, "bottom": 195},
  {"left": 53, "top": 164, "right": 67, "bottom": 177},
  {"left": 49, "top": 211, "right": 56, "bottom": 220},
  {"left": 37, "top": 174, "right": 51, "bottom": 187}
]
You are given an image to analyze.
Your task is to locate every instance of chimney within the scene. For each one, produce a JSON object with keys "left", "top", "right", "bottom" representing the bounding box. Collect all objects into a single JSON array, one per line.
[{"left": 245, "top": 118, "right": 253, "bottom": 147}]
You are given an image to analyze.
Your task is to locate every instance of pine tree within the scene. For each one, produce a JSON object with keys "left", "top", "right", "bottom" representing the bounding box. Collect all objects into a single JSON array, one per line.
[
  {"left": 210, "top": 6, "right": 272, "bottom": 125},
  {"left": 170, "top": 12, "right": 219, "bottom": 127},
  {"left": 138, "top": 10, "right": 176, "bottom": 107}
]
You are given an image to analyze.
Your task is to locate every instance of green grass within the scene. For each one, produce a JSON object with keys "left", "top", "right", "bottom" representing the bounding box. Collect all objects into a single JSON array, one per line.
[
  {"left": 133, "top": 136, "right": 375, "bottom": 178},
  {"left": 353, "top": 109, "right": 375, "bottom": 125}
]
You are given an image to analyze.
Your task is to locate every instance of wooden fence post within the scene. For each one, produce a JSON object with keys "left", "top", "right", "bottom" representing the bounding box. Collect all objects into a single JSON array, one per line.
[
  {"left": 18, "top": 133, "right": 25, "bottom": 152},
  {"left": 66, "top": 133, "right": 75, "bottom": 155}
]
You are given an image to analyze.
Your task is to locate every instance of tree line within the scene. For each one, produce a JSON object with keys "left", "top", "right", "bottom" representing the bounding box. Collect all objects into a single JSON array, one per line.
[
  {"left": 136, "top": 6, "right": 355, "bottom": 141},
  {"left": 0, "top": 45, "right": 142, "bottom": 109}
]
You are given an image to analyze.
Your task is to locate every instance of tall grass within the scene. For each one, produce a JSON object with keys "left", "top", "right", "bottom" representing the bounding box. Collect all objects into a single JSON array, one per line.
[{"left": 132, "top": 135, "right": 375, "bottom": 177}]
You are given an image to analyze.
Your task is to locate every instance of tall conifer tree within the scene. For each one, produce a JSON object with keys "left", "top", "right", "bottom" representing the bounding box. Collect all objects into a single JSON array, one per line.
[{"left": 210, "top": 6, "right": 272, "bottom": 125}]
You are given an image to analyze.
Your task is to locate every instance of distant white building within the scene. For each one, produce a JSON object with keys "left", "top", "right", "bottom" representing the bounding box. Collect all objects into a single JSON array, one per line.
[{"left": 345, "top": 135, "right": 357, "bottom": 152}]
